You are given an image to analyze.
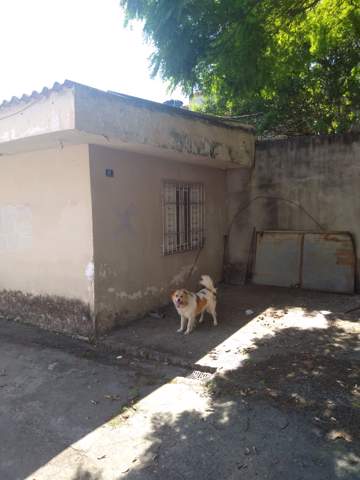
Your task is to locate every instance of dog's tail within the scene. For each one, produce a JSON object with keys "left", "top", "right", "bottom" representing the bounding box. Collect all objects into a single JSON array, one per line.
[{"left": 200, "top": 275, "right": 217, "bottom": 294}]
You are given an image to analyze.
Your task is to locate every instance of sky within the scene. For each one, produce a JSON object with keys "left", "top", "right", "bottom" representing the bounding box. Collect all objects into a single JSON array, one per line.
[{"left": 0, "top": 0, "right": 188, "bottom": 105}]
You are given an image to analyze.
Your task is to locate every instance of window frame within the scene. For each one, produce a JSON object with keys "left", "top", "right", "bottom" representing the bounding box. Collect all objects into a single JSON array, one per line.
[{"left": 162, "top": 180, "right": 205, "bottom": 256}]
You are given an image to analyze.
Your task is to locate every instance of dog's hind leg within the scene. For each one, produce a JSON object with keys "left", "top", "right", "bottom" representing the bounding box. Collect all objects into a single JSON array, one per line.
[
  {"left": 199, "top": 311, "right": 205, "bottom": 323},
  {"left": 177, "top": 315, "right": 187, "bottom": 333},
  {"left": 208, "top": 304, "right": 218, "bottom": 327},
  {"left": 185, "top": 316, "right": 196, "bottom": 335}
]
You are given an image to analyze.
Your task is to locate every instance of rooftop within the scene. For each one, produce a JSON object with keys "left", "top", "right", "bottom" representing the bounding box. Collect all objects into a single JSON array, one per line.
[
  {"left": 0, "top": 80, "right": 255, "bottom": 169},
  {"left": 0, "top": 80, "right": 253, "bottom": 132}
]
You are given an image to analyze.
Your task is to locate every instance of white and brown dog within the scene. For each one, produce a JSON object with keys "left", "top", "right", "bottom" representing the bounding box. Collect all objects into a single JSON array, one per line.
[{"left": 171, "top": 275, "right": 217, "bottom": 334}]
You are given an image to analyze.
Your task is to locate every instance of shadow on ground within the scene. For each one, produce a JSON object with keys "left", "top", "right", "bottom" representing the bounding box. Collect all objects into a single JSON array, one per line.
[
  {"left": 102, "top": 284, "right": 360, "bottom": 366},
  {"left": 0, "top": 320, "right": 184, "bottom": 480},
  {"left": 70, "top": 291, "right": 360, "bottom": 480}
]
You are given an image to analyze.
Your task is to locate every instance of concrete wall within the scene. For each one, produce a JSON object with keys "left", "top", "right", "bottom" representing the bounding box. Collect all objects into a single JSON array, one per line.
[
  {"left": 226, "top": 133, "right": 360, "bottom": 287},
  {"left": 89, "top": 144, "right": 226, "bottom": 332},
  {"left": 76, "top": 84, "right": 254, "bottom": 169},
  {"left": 0, "top": 85, "right": 75, "bottom": 147},
  {"left": 0, "top": 145, "right": 95, "bottom": 335}
]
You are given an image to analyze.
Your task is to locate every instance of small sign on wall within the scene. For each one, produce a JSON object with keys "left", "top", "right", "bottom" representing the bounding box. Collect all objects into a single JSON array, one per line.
[{"left": 105, "top": 169, "right": 114, "bottom": 178}]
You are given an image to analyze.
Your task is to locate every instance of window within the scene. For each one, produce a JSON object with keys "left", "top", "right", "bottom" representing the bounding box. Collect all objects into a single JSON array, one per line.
[{"left": 162, "top": 181, "right": 205, "bottom": 255}]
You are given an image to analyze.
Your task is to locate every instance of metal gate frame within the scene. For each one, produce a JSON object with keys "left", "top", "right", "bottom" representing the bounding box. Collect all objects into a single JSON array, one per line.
[{"left": 250, "top": 230, "right": 356, "bottom": 293}]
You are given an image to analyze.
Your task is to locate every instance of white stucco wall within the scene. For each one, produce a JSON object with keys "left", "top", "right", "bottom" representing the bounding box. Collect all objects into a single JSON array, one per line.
[
  {"left": 89, "top": 144, "right": 226, "bottom": 332},
  {"left": 0, "top": 144, "right": 95, "bottom": 334}
]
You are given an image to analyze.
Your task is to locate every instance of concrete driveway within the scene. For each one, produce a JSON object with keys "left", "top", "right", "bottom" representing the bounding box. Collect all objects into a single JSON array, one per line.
[{"left": 0, "top": 285, "right": 359, "bottom": 479}]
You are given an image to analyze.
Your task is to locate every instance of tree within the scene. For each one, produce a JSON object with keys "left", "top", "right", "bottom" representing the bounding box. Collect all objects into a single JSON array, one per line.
[{"left": 120, "top": 0, "right": 360, "bottom": 135}]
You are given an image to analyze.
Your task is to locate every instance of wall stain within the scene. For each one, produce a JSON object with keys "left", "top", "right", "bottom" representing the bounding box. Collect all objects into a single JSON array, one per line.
[{"left": 0, "top": 290, "right": 93, "bottom": 336}]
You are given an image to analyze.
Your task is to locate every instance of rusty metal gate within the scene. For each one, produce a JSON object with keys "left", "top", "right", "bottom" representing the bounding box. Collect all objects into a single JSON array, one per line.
[{"left": 252, "top": 231, "right": 355, "bottom": 293}]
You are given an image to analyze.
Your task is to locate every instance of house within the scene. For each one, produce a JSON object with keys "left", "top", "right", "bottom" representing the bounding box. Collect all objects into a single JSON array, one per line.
[{"left": 0, "top": 81, "right": 255, "bottom": 337}]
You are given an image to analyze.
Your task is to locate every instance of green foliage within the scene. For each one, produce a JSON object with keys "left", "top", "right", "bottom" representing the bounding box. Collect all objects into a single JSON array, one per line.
[{"left": 121, "top": 0, "right": 360, "bottom": 134}]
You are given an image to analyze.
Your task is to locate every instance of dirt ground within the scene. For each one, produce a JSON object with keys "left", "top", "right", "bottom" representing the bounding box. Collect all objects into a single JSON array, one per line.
[{"left": 0, "top": 285, "right": 359, "bottom": 479}]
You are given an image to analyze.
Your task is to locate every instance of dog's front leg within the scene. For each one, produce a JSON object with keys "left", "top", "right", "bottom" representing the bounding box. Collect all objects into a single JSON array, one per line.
[
  {"left": 184, "top": 316, "right": 196, "bottom": 335},
  {"left": 177, "top": 315, "right": 186, "bottom": 333}
]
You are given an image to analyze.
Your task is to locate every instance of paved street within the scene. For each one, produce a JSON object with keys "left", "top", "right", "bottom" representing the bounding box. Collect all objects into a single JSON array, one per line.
[{"left": 0, "top": 285, "right": 359, "bottom": 479}]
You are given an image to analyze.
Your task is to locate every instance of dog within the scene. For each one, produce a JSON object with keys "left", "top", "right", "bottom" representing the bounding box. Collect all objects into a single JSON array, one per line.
[{"left": 171, "top": 275, "right": 217, "bottom": 335}]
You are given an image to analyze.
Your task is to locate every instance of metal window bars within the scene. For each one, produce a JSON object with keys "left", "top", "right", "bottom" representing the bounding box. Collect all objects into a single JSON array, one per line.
[{"left": 162, "top": 181, "right": 205, "bottom": 255}]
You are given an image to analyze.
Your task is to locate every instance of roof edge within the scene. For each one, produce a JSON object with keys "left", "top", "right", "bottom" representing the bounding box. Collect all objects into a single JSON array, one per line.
[
  {"left": 0, "top": 80, "right": 75, "bottom": 109},
  {"left": 0, "top": 80, "right": 254, "bottom": 134}
]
